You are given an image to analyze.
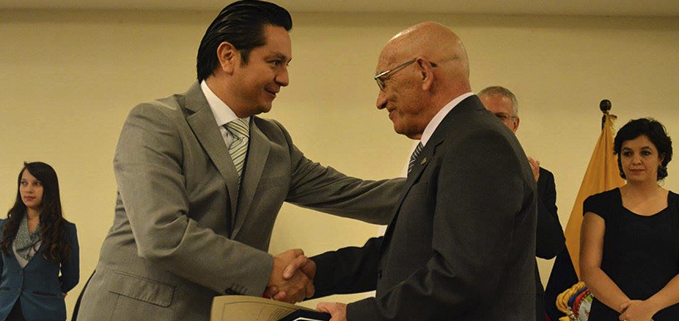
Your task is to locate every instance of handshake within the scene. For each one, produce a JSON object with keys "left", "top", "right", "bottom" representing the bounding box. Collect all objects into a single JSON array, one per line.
[{"left": 264, "top": 249, "right": 316, "bottom": 303}]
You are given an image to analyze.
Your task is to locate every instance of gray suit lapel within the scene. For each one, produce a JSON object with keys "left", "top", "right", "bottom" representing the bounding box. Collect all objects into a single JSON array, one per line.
[
  {"left": 231, "top": 118, "right": 270, "bottom": 238},
  {"left": 184, "top": 82, "right": 240, "bottom": 215}
]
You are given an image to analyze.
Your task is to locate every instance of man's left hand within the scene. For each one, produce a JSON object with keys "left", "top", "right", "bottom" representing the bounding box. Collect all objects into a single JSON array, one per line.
[{"left": 317, "top": 302, "right": 347, "bottom": 321}]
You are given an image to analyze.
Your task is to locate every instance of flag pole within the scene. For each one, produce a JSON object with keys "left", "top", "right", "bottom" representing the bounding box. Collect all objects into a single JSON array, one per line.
[{"left": 600, "top": 99, "right": 616, "bottom": 129}]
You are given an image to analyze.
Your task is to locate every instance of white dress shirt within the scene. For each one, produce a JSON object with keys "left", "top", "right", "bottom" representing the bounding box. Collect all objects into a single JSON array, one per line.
[{"left": 200, "top": 80, "right": 250, "bottom": 148}]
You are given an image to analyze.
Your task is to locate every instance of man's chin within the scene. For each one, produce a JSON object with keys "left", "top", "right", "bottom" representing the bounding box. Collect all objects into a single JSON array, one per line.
[
  {"left": 394, "top": 126, "right": 421, "bottom": 140},
  {"left": 393, "top": 125, "right": 409, "bottom": 138},
  {"left": 255, "top": 103, "right": 273, "bottom": 115}
]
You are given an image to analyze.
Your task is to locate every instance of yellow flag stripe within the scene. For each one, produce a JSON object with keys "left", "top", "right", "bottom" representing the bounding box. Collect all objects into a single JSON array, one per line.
[{"left": 564, "top": 114, "right": 625, "bottom": 278}]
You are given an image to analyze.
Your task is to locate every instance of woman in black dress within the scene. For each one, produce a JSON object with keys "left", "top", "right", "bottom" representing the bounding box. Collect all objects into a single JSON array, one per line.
[{"left": 581, "top": 118, "right": 679, "bottom": 321}]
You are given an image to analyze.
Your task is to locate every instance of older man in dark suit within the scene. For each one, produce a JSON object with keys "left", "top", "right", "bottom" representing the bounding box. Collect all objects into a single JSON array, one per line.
[{"left": 280, "top": 22, "right": 538, "bottom": 321}]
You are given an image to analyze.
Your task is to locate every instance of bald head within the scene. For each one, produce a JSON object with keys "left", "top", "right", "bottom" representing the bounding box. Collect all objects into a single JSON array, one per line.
[
  {"left": 374, "top": 22, "right": 473, "bottom": 139},
  {"left": 380, "top": 22, "right": 470, "bottom": 93}
]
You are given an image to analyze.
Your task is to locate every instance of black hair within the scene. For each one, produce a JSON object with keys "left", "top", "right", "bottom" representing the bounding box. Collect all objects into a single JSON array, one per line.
[
  {"left": 196, "top": 0, "right": 293, "bottom": 81},
  {"left": 614, "top": 118, "right": 673, "bottom": 180}
]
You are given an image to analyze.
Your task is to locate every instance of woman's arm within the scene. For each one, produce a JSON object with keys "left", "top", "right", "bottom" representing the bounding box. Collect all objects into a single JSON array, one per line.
[
  {"left": 580, "top": 212, "right": 630, "bottom": 312},
  {"left": 59, "top": 224, "right": 79, "bottom": 293},
  {"left": 618, "top": 262, "right": 679, "bottom": 321}
]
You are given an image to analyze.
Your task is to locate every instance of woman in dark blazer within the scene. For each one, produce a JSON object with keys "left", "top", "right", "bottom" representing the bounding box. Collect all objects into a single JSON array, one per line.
[{"left": 0, "top": 162, "right": 79, "bottom": 321}]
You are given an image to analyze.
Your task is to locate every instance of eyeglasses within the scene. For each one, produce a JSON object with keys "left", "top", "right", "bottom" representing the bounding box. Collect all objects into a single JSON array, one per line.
[
  {"left": 374, "top": 58, "right": 437, "bottom": 92},
  {"left": 494, "top": 113, "right": 517, "bottom": 122}
]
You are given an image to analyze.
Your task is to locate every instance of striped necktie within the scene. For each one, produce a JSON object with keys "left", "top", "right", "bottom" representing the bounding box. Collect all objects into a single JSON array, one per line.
[
  {"left": 408, "top": 142, "right": 424, "bottom": 173},
  {"left": 225, "top": 118, "right": 250, "bottom": 186}
]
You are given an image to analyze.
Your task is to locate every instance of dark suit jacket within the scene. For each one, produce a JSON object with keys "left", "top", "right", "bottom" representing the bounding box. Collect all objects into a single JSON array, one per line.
[
  {"left": 313, "top": 95, "right": 538, "bottom": 321},
  {"left": 76, "top": 82, "right": 404, "bottom": 321},
  {"left": 0, "top": 220, "right": 79, "bottom": 321},
  {"left": 535, "top": 168, "right": 565, "bottom": 321}
]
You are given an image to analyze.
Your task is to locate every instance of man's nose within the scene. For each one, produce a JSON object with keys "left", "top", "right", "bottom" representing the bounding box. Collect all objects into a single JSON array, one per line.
[
  {"left": 276, "top": 68, "right": 289, "bottom": 87},
  {"left": 376, "top": 90, "right": 387, "bottom": 110}
]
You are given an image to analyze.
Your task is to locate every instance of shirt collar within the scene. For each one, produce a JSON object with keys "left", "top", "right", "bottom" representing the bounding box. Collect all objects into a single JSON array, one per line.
[{"left": 200, "top": 80, "right": 250, "bottom": 127}]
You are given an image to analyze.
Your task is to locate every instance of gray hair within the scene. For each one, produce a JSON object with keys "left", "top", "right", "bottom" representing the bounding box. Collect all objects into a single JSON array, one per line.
[{"left": 478, "top": 86, "right": 519, "bottom": 116}]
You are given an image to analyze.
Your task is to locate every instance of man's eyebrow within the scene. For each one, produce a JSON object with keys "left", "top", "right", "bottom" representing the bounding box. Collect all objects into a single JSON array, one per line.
[{"left": 267, "top": 52, "right": 292, "bottom": 62}]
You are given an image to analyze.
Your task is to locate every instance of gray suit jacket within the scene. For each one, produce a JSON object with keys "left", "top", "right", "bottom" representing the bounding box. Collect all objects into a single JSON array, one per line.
[
  {"left": 77, "top": 82, "right": 404, "bottom": 321},
  {"left": 312, "top": 95, "right": 538, "bottom": 321}
]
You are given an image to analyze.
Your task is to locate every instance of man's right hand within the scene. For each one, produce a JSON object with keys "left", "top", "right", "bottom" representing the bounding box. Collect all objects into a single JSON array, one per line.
[{"left": 265, "top": 249, "right": 315, "bottom": 303}]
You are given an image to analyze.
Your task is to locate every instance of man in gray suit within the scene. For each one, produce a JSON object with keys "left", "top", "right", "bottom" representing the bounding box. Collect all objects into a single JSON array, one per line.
[
  {"left": 76, "top": 1, "right": 402, "bottom": 320},
  {"left": 282, "top": 22, "right": 538, "bottom": 320}
]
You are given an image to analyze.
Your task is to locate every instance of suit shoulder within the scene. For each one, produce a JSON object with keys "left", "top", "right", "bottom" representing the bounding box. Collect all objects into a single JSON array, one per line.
[
  {"left": 538, "top": 167, "right": 555, "bottom": 183},
  {"left": 61, "top": 220, "right": 77, "bottom": 233},
  {"left": 253, "top": 117, "right": 293, "bottom": 141},
  {"left": 539, "top": 167, "right": 554, "bottom": 177},
  {"left": 121, "top": 93, "right": 191, "bottom": 135},
  {"left": 61, "top": 221, "right": 79, "bottom": 244},
  {"left": 129, "top": 93, "right": 183, "bottom": 117},
  {"left": 254, "top": 117, "right": 284, "bottom": 131}
]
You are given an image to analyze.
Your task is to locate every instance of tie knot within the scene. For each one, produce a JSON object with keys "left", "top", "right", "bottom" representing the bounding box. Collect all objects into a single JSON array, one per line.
[
  {"left": 411, "top": 142, "right": 423, "bottom": 159},
  {"left": 408, "top": 142, "right": 424, "bottom": 173},
  {"left": 226, "top": 118, "right": 249, "bottom": 139}
]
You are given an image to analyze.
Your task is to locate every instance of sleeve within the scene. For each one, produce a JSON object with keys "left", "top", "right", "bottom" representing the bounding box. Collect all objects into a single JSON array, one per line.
[
  {"left": 583, "top": 191, "right": 608, "bottom": 220},
  {"left": 347, "top": 129, "right": 534, "bottom": 320},
  {"left": 59, "top": 223, "right": 80, "bottom": 293},
  {"left": 114, "top": 104, "right": 273, "bottom": 296},
  {"left": 535, "top": 169, "right": 565, "bottom": 259},
  {"left": 311, "top": 237, "right": 382, "bottom": 298},
  {"left": 0, "top": 221, "right": 4, "bottom": 279},
  {"left": 273, "top": 120, "right": 406, "bottom": 225}
]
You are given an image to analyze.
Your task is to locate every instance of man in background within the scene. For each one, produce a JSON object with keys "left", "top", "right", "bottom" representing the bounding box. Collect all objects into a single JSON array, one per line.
[
  {"left": 75, "top": 1, "right": 402, "bottom": 320},
  {"left": 479, "top": 86, "right": 565, "bottom": 321}
]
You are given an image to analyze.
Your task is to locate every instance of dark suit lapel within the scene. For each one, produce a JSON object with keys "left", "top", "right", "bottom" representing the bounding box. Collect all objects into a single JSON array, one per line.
[
  {"left": 379, "top": 95, "right": 483, "bottom": 255},
  {"left": 183, "top": 82, "right": 240, "bottom": 215},
  {"left": 231, "top": 118, "right": 270, "bottom": 238},
  {"left": 379, "top": 139, "right": 441, "bottom": 255}
]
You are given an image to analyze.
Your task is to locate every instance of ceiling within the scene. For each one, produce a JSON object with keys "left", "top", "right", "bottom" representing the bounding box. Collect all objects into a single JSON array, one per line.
[{"left": 2, "top": 0, "right": 679, "bottom": 17}]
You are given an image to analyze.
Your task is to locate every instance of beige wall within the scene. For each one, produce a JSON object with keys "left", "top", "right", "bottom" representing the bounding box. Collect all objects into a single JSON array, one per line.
[{"left": 1, "top": 9, "right": 678, "bottom": 314}]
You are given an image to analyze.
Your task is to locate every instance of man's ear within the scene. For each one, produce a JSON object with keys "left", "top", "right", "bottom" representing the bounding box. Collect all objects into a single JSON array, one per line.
[
  {"left": 216, "top": 42, "right": 239, "bottom": 74},
  {"left": 512, "top": 117, "right": 520, "bottom": 133},
  {"left": 417, "top": 58, "right": 435, "bottom": 91}
]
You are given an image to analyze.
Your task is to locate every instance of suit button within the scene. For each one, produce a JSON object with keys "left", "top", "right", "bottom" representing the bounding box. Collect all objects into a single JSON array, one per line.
[{"left": 377, "top": 269, "right": 383, "bottom": 279}]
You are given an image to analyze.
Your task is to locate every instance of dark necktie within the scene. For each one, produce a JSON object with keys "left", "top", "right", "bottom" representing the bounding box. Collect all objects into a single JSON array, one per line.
[{"left": 408, "top": 142, "right": 424, "bottom": 173}]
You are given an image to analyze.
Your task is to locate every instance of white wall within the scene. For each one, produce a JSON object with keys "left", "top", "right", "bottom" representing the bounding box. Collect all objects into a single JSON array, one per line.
[{"left": 1, "top": 9, "right": 678, "bottom": 313}]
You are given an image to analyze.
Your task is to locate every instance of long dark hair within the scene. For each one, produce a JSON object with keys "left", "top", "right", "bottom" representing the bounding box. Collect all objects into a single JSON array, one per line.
[{"left": 0, "top": 162, "right": 71, "bottom": 263}]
